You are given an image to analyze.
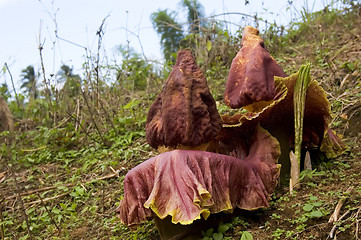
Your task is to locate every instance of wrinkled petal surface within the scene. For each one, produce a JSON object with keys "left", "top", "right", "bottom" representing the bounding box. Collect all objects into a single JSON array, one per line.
[
  {"left": 117, "top": 127, "right": 280, "bottom": 226},
  {"left": 224, "top": 26, "right": 287, "bottom": 109},
  {"left": 146, "top": 50, "right": 222, "bottom": 149},
  {"left": 221, "top": 72, "right": 346, "bottom": 162}
]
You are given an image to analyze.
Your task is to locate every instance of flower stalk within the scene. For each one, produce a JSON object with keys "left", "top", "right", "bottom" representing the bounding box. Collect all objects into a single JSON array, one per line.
[{"left": 291, "top": 63, "right": 311, "bottom": 191}]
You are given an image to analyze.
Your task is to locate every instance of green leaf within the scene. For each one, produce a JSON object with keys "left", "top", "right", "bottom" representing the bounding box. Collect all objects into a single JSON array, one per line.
[
  {"left": 312, "top": 201, "right": 323, "bottom": 207},
  {"left": 218, "top": 223, "right": 231, "bottom": 233},
  {"left": 309, "top": 196, "right": 318, "bottom": 201},
  {"left": 206, "top": 40, "right": 212, "bottom": 51},
  {"left": 212, "top": 232, "right": 223, "bottom": 240},
  {"left": 52, "top": 208, "right": 60, "bottom": 214},
  {"left": 241, "top": 231, "right": 254, "bottom": 240},
  {"left": 123, "top": 99, "right": 140, "bottom": 109},
  {"left": 223, "top": 30, "right": 229, "bottom": 38},
  {"left": 202, "top": 228, "right": 214, "bottom": 237},
  {"left": 311, "top": 210, "right": 323, "bottom": 218},
  {"left": 303, "top": 204, "right": 314, "bottom": 211}
]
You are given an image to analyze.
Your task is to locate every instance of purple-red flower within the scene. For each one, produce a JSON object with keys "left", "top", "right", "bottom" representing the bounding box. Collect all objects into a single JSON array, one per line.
[{"left": 117, "top": 126, "right": 280, "bottom": 226}]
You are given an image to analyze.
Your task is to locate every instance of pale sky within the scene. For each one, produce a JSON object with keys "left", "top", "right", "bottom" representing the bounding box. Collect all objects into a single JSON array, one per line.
[{"left": 0, "top": 0, "right": 328, "bottom": 93}]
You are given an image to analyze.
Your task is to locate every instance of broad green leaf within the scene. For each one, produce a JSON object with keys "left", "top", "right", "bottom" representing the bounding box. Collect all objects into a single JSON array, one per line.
[
  {"left": 312, "top": 201, "right": 323, "bottom": 207},
  {"left": 303, "top": 203, "right": 314, "bottom": 211},
  {"left": 123, "top": 99, "right": 140, "bottom": 109},
  {"left": 241, "top": 231, "right": 254, "bottom": 240},
  {"left": 203, "top": 228, "right": 214, "bottom": 237},
  {"left": 206, "top": 40, "right": 212, "bottom": 51},
  {"left": 223, "top": 31, "right": 229, "bottom": 38},
  {"left": 309, "top": 196, "right": 318, "bottom": 201},
  {"left": 212, "top": 232, "right": 223, "bottom": 240},
  {"left": 218, "top": 223, "right": 231, "bottom": 233},
  {"left": 52, "top": 208, "right": 60, "bottom": 214},
  {"left": 311, "top": 210, "right": 323, "bottom": 218}
]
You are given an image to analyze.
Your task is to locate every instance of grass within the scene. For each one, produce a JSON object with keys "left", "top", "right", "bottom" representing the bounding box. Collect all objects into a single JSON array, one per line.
[{"left": 1, "top": 2, "right": 361, "bottom": 240}]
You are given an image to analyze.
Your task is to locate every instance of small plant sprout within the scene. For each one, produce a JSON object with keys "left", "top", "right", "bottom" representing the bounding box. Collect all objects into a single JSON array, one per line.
[{"left": 291, "top": 63, "right": 311, "bottom": 191}]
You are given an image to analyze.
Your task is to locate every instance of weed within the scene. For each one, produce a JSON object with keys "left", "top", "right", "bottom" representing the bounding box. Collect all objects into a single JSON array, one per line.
[{"left": 201, "top": 222, "right": 232, "bottom": 240}]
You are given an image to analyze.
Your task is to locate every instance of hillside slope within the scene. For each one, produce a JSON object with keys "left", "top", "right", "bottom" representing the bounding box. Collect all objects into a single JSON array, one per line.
[{"left": 0, "top": 4, "right": 360, "bottom": 240}]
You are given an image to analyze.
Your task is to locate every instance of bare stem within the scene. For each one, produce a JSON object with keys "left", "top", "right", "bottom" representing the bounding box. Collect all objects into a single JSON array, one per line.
[
  {"left": 36, "top": 193, "right": 61, "bottom": 234},
  {"left": 81, "top": 90, "right": 107, "bottom": 145},
  {"left": 329, "top": 186, "right": 354, "bottom": 223},
  {"left": 4, "top": 63, "right": 21, "bottom": 108}
]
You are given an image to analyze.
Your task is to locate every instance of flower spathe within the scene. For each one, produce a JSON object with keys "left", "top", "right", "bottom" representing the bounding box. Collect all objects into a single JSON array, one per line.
[
  {"left": 146, "top": 50, "right": 222, "bottom": 149},
  {"left": 117, "top": 126, "right": 280, "bottom": 226},
  {"left": 224, "top": 26, "right": 287, "bottom": 109}
]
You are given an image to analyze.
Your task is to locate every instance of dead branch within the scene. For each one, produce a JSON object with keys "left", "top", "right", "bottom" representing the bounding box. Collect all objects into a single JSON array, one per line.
[
  {"left": 38, "top": 31, "right": 56, "bottom": 126},
  {"left": 4, "top": 63, "right": 21, "bottom": 108},
  {"left": 7, "top": 168, "right": 121, "bottom": 201},
  {"left": 38, "top": 35, "right": 52, "bottom": 106},
  {"left": 356, "top": 207, "right": 361, "bottom": 240},
  {"left": 81, "top": 90, "right": 107, "bottom": 145},
  {"left": 329, "top": 210, "right": 351, "bottom": 239},
  {"left": 25, "top": 192, "right": 70, "bottom": 206},
  {"left": 0, "top": 172, "right": 6, "bottom": 184},
  {"left": 329, "top": 186, "right": 354, "bottom": 223},
  {"left": 6, "top": 183, "right": 74, "bottom": 200},
  {"left": 36, "top": 193, "right": 61, "bottom": 234},
  {"left": 21, "top": 146, "right": 47, "bottom": 152}
]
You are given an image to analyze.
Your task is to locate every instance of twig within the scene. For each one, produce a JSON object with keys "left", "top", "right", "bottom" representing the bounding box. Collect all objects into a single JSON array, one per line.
[
  {"left": 0, "top": 172, "right": 6, "bottom": 184},
  {"left": 95, "top": 15, "right": 110, "bottom": 107},
  {"left": 356, "top": 207, "right": 361, "bottom": 240},
  {"left": 25, "top": 192, "right": 70, "bottom": 206},
  {"left": 38, "top": 33, "right": 52, "bottom": 106},
  {"left": 24, "top": 169, "right": 121, "bottom": 206},
  {"left": 4, "top": 63, "right": 21, "bottom": 108},
  {"left": 89, "top": 169, "right": 120, "bottom": 182},
  {"left": 36, "top": 193, "right": 61, "bottom": 234},
  {"left": 109, "top": 166, "right": 118, "bottom": 175},
  {"left": 329, "top": 186, "right": 354, "bottom": 223},
  {"left": 329, "top": 210, "right": 350, "bottom": 239},
  {"left": 8, "top": 168, "right": 121, "bottom": 203},
  {"left": 97, "top": 97, "right": 116, "bottom": 132},
  {"left": 38, "top": 29, "right": 55, "bottom": 125},
  {"left": 6, "top": 183, "right": 73, "bottom": 200},
  {"left": 75, "top": 99, "right": 80, "bottom": 131},
  {"left": 21, "top": 146, "right": 47, "bottom": 152},
  {"left": 80, "top": 88, "right": 108, "bottom": 145},
  {"left": 53, "top": 116, "right": 72, "bottom": 129},
  {"left": 5, "top": 160, "right": 33, "bottom": 239}
]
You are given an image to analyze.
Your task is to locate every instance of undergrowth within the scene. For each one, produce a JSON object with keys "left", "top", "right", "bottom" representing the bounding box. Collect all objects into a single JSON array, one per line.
[{"left": 0, "top": 1, "right": 360, "bottom": 239}]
